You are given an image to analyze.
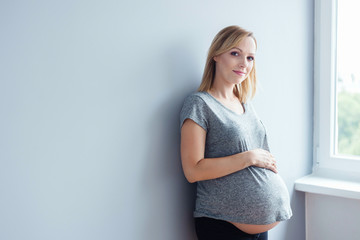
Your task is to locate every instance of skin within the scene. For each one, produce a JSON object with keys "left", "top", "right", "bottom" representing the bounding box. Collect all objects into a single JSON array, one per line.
[{"left": 180, "top": 37, "right": 279, "bottom": 234}]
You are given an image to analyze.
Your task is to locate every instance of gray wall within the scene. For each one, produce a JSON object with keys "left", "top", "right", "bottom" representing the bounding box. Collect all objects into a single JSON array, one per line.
[{"left": 0, "top": 0, "right": 313, "bottom": 239}]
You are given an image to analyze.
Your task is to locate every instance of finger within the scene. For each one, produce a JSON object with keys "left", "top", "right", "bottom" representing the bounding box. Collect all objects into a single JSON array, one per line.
[
  {"left": 271, "top": 162, "right": 278, "bottom": 173},
  {"left": 267, "top": 152, "right": 275, "bottom": 160},
  {"left": 268, "top": 161, "right": 276, "bottom": 169}
]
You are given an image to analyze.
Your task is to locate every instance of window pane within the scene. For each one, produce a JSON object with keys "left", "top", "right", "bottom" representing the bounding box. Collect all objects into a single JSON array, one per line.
[{"left": 336, "top": 0, "right": 360, "bottom": 156}]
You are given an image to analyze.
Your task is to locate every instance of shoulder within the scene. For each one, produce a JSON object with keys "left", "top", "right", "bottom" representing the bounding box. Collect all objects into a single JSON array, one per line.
[
  {"left": 182, "top": 91, "right": 209, "bottom": 107},
  {"left": 180, "top": 91, "right": 211, "bottom": 131},
  {"left": 244, "top": 100, "right": 256, "bottom": 112},
  {"left": 244, "top": 99, "right": 254, "bottom": 107},
  {"left": 244, "top": 100, "right": 263, "bottom": 121},
  {"left": 185, "top": 91, "right": 208, "bottom": 101}
]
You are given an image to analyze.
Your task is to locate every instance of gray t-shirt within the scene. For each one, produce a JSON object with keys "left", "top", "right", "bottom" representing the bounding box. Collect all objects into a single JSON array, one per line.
[{"left": 180, "top": 92, "right": 292, "bottom": 225}]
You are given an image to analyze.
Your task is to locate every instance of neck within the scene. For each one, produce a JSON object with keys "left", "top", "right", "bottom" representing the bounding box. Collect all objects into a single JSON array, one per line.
[{"left": 209, "top": 82, "right": 237, "bottom": 101}]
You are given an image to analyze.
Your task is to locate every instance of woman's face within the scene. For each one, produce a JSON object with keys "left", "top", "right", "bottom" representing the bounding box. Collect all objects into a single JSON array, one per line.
[{"left": 213, "top": 37, "right": 256, "bottom": 86}]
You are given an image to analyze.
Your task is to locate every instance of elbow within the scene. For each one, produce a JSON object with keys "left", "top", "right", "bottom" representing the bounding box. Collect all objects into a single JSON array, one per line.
[
  {"left": 186, "top": 176, "right": 197, "bottom": 184},
  {"left": 183, "top": 170, "right": 198, "bottom": 183},
  {"left": 182, "top": 158, "right": 203, "bottom": 183}
]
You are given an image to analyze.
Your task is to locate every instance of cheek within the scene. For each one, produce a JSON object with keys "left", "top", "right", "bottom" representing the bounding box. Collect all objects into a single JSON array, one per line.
[
  {"left": 220, "top": 58, "right": 232, "bottom": 67},
  {"left": 217, "top": 58, "right": 233, "bottom": 71},
  {"left": 226, "top": 59, "right": 238, "bottom": 70}
]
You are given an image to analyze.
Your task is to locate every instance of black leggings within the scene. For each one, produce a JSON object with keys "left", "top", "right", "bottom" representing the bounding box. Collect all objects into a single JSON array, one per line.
[{"left": 195, "top": 217, "right": 268, "bottom": 240}]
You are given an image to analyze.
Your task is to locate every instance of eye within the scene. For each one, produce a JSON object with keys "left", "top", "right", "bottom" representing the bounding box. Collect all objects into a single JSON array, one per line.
[
  {"left": 230, "top": 51, "right": 239, "bottom": 56},
  {"left": 247, "top": 56, "right": 255, "bottom": 61}
]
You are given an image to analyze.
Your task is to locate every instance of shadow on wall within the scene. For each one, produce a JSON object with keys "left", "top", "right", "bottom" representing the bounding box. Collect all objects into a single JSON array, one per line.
[{"left": 139, "top": 43, "right": 201, "bottom": 240}]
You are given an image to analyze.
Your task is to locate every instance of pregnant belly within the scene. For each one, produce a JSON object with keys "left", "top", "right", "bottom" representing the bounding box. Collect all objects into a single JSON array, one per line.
[
  {"left": 195, "top": 167, "right": 292, "bottom": 227},
  {"left": 229, "top": 221, "right": 279, "bottom": 234}
]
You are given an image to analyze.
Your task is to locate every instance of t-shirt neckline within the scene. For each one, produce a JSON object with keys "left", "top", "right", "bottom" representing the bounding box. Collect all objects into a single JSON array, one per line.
[{"left": 204, "top": 92, "right": 247, "bottom": 116}]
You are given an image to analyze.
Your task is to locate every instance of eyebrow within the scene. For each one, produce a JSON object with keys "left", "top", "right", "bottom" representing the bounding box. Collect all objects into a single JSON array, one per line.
[{"left": 232, "top": 47, "right": 256, "bottom": 56}]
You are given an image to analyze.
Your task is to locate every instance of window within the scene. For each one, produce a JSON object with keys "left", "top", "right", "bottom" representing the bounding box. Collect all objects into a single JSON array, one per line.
[
  {"left": 335, "top": 0, "right": 360, "bottom": 157},
  {"left": 315, "top": 0, "right": 360, "bottom": 174},
  {"left": 295, "top": 0, "right": 360, "bottom": 200}
]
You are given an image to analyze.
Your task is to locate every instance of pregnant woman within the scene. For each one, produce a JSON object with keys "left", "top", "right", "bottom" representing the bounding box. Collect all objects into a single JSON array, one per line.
[{"left": 180, "top": 26, "right": 292, "bottom": 240}]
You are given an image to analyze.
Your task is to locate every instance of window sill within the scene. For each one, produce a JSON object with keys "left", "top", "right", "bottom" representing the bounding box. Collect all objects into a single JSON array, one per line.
[{"left": 295, "top": 168, "right": 360, "bottom": 200}]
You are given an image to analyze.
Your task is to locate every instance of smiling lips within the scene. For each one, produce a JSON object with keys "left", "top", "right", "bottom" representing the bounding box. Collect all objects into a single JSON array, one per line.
[{"left": 233, "top": 70, "right": 246, "bottom": 76}]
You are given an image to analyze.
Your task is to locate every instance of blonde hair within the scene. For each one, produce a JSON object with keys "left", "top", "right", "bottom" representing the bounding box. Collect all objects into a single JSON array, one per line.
[{"left": 198, "top": 25, "right": 257, "bottom": 103}]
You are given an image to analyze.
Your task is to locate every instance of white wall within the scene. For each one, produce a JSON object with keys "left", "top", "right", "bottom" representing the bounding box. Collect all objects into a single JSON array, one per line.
[
  {"left": 0, "top": 0, "right": 313, "bottom": 239},
  {"left": 306, "top": 193, "right": 360, "bottom": 239}
]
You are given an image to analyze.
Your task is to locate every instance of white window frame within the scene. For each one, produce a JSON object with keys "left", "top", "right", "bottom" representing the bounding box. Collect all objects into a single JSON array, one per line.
[{"left": 314, "top": 0, "right": 360, "bottom": 174}]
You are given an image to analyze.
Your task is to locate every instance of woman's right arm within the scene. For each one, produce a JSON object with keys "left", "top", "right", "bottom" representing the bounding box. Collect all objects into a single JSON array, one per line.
[{"left": 180, "top": 119, "right": 278, "bottom": 183}]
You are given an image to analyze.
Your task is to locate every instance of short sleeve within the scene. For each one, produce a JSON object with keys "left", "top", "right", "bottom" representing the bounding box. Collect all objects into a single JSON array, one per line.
[{"left": 179, "top": 94, "right": 208, "bottom": 131}]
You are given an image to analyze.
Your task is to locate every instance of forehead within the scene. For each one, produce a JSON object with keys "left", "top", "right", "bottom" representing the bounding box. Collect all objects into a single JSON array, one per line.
[{"left": 233, "top": 37, "right": 256, "bottom": 53}]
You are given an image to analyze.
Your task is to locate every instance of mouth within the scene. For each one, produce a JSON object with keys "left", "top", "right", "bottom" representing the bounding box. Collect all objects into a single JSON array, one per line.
[{"left": 233, "top": 70, "right": 246, "bottom": 76}]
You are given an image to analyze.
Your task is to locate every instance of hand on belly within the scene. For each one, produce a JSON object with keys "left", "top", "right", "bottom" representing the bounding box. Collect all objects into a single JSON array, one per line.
[{"left": 229, "top": 221, "right": 279, "bottom": 234}]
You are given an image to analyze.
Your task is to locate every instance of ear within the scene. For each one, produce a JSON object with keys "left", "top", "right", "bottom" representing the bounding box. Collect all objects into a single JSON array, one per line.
[{"left": 213, "top": 56, "right": 218, "bottom": 62}]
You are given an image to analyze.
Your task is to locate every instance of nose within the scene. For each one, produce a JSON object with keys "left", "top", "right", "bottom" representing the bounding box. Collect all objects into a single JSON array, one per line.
[{"left": 238, "top": 56, "right": 248, "bottom": 68}]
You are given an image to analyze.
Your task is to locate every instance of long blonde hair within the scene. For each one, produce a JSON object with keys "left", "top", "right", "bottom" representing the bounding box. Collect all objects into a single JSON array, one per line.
[{"left": 198, "top": 25, "right": 257, "bottom": 103}]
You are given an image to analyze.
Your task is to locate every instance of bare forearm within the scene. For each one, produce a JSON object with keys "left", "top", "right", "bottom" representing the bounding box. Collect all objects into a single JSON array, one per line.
[
  {"left": 183, "top": 148, "right": 278, "bottom": 183},
  {"left": 184, "top": 151, "right": 252, "bottom": 183}
]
